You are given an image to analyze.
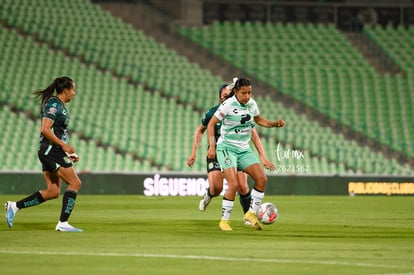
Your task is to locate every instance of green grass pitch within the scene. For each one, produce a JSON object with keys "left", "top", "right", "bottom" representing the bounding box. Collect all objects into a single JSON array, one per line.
[{"left": 1, "top": 195, "right": 413, "bottom": 275}]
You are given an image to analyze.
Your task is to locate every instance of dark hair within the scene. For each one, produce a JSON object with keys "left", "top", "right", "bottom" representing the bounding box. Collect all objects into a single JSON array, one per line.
[
  {"left": 218, "top": 83, "right": 229, "bottom": 98},
  {"left": 233, "top": 77, "right": 251, "bottom": 91},
  {"left": 33, "top": 76, "right": 74, "bottom": 114},
  {"left": 226, "top": 77, "right": 252, "bottom": 99}
]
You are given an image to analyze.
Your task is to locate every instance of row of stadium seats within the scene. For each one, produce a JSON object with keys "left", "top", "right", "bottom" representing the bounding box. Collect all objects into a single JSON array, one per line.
[
  {"left": 0, "top": 105, "right": 164, "bottom": 172},
  {"left": 179, "top": 21, "right": 413, "bottom": 159},
  {"left": 364, "top": 25, "right": 414, "bottom": 73},
  {"left": 0, "top": 26, "right": 204, "bottom": 172},
  {"left": 0, "top": 0, "right": 222, "bottom": 111},
  {"left": 0, "top": 0, "right": 412, "bottom": 175}
]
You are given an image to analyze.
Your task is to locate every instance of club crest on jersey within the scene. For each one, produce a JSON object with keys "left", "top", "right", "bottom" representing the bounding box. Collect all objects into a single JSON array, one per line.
[
  {"left": 247, "top": 105, "right": 255, "bottom": 113},
  {"left": 47, "top": 107, "right": 57, "bottom": 115}
]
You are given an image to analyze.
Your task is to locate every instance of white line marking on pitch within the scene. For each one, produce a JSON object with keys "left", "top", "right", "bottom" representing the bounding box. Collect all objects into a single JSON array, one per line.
[{"left": 0, "top": 250, "right": 412, "bottom": 270}]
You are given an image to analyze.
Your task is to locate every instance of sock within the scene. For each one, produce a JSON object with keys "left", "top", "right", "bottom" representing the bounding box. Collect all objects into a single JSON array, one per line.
[
  {"left": 249, "top": 188, "right": 264, "bottom": 213},
  {"left": 221, "top": 198, "right": 234, "bottom": 221},
  {"left": 59, "top": 190, "right": 77, "bottom": 222},
  {"left": 16, "top": 191, "right": 45, "bottom": 209},
  {"left": 239, "top": 191, "right": 251, "bottom": 214}
]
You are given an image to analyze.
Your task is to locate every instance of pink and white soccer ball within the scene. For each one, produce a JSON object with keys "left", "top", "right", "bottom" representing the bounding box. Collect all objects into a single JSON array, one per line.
[{"left": 256, "top": 202, "right": 279, "bottom": 224}]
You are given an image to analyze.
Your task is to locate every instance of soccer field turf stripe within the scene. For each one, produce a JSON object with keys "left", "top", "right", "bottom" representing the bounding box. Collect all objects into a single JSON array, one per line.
[{"left": 0, "top": 250, "right": 412, "bottom": 270}]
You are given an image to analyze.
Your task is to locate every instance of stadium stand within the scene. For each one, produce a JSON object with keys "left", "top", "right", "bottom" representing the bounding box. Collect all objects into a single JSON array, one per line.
[
  {"left": 179, "top": 21, "right": 413, "bottom": 160},
  {"left": 0, "top": 0, "right": 413, "bottom": 175},
  {"left": 179, "top": 21, "right": 413, "bottom": 163}
]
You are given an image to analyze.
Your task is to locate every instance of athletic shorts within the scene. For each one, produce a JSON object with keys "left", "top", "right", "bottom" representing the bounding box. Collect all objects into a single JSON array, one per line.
[
  {"left": 38, "top": 143, "right": 73, "bottom": 172},
  {"left": 206, "top": 156, "right": 221, "bottom": 173},
  {"left": 216, "top": 147, "right": 259, "bottom": 171}
]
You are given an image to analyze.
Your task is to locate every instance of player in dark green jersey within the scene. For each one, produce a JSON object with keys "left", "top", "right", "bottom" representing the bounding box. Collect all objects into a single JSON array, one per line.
[
  {"left": 5, "top": 77, "right": 83, "bottom": 232},
  {"left": 187, "top": 83, "right": 275, "bottom": 217}
]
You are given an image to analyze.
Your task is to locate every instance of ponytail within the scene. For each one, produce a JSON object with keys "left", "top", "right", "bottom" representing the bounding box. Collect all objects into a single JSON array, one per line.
[
  {"left": 33, "top": 76, "right": 74, "bottom": 114},
  {"left": 222, "top": 77, "right": 238, "bottom": 100}
]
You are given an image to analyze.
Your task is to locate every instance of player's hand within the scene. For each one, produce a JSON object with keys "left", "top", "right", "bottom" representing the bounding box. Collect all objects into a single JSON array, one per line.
[
  {"left": 62, "top": 143, "right": 75, "bottom": 154},
  {"left": 261, "top": 158, "right": 275, "bottom": 171},
  {"left": 66, "top": 152, "right": 80, "bottom": 163},
  {"left": 207, "top": 147, "right": 216, "bottom": 159},
  {"left": 273, "top": 120, "right": 286, "bottom": 128},
  {"left": 186, "top": 154, "right": 196, "bottom": 167}
]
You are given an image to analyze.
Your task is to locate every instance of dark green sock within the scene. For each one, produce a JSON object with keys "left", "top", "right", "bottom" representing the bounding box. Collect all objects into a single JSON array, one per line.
[
  {"left": 206, "top": 187, "right": 212, "bottom": 197},
  {"left": 239, "top": 191, "right": 251, "bottom": 214},
  {"left": 16, "top": 191, "right": 45, "bottom": 209},
  {"left": 59, "top": 190, "right": 77, "bottom": 222}
]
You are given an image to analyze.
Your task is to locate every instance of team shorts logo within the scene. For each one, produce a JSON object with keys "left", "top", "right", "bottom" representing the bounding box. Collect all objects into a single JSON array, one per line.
[
  {"left": 63, "top": 156, "right": 72, "bottom": 164},
  {"left": 224, "top": 157, "right": 232, "bottom": 165},
  {"left": 208, "top": 162, "right": 214, "bottom": 170}
]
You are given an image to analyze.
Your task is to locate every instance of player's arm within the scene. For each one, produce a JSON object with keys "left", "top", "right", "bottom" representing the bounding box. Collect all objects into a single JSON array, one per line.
[
  {"left": 41, "top": 118, "right": 78, "bottom": 161},
  {"left": 206, "top": 116, "right": 220, "bottom": 159},
  {"left": 254, "top": 115, "right": 285, "bottom": 128},
  {"left": 251, "top": 128, "right": 275, "bottom": 171},
  {"left": 186, "top": 124, "right": 206, "bottom": 167}
]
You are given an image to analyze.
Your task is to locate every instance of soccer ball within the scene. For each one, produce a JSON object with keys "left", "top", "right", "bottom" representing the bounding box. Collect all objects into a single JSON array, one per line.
[{"left": 256, "top": 202, "right": 279, "bottom": 224}]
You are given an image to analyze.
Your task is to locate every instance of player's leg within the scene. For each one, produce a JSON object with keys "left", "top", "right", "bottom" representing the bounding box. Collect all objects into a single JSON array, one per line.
[
  {"left": 238, "top": 149, "right": 266, "bottom": 230},
  {"left": 200, "top": 157, "right": 224, "bottom": 211},
  {"left": 200, "top": 170, "right": 224, "bottom": 211},
  {"left": 218, "top": 167, "right": 239, "bottom": 231},
  {"left": 236, "top": 171, "right": 251, "bottom": 214},
  {"left": 242, "top": 163, "right": 267, "bottom": 230},
  {"left": 216, "top": 149, "right": 239, "bottom": 231},
  {"left": 54, "top": 166, "right": 82, "bottom": 232},
  {"left": 208, "top": 170, "right": 224, "bottom": 196},
  {"left": 4, "top": 171, "right": 61, "bottom": 229}
]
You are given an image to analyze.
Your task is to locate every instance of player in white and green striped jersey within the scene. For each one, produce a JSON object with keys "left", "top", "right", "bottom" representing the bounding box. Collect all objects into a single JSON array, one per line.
[{"left": 207, "top": 77, "right": 285, "bottom": 231}]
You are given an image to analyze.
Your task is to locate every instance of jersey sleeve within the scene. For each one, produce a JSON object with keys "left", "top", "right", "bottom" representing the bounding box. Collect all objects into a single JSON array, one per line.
[
  {"left": 201, "top": 109, "right": 213, "bottom": 127},
  {"left": 42, "top": 101, "right": 59, "bottom": 121},
  {"left": 252, "top": 99, "right": 260, "bottom": 117},
  {"left": 214, "top": 102, "right": 227, "bottom": 121}
]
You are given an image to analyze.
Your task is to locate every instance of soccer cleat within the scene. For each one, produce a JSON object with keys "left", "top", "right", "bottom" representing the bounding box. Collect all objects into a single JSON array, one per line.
[
  {"left": 243, "top": 218, "right": 252, "bottom": 226},
  {"left": 5, "top": 201, "right": 17, "bottom": 229},
  {"left": 244, "top": 211, "right": 263, "bottom": 230},
  {"left": 199, "top": 194, "right": 211, "bottom": 212},
  {"left": 219, "top": 219, "right": 233, "bottom": 231},
  {"left": 55, "top": 221, "right": 83, "bottom": 232}
]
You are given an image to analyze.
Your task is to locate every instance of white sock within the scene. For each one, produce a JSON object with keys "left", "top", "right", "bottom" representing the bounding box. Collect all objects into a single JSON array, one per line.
[
  {"left": 221, "top": 199, "right": 234, "bottom": 221},
  {"left": 249, "top": 189, "right": 264, "bottom": 213}
]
